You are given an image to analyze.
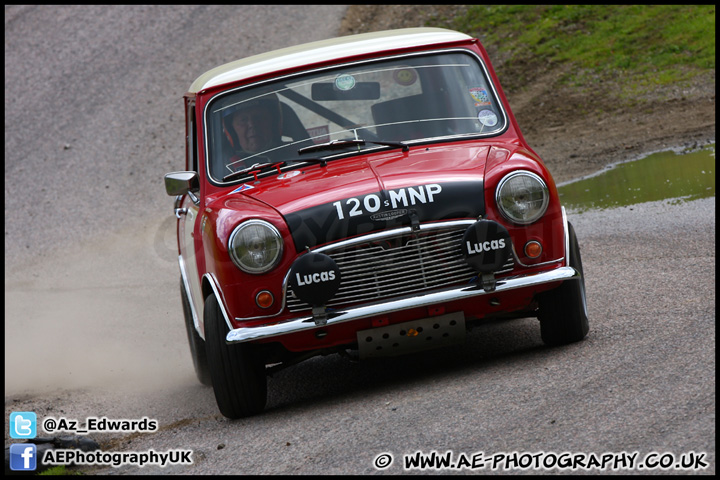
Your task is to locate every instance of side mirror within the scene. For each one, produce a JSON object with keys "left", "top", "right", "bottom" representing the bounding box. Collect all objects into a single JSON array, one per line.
[{"left": 164, "top": 171, "right": 199, "bottom": 196}]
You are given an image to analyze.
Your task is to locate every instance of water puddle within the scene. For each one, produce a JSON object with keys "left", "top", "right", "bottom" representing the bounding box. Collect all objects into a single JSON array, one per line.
[{"left": 558, "top": 144, "right": 715, "bottom": 212}]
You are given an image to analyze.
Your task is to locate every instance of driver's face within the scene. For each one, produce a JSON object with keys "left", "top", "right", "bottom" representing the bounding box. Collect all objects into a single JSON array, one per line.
[{"left": 231, "top": 105, "right": 274, "bottom": 153}]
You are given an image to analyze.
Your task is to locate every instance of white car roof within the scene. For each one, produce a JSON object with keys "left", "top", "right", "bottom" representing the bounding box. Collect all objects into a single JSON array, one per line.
[{"left": 188, "top": 27, "right": 472, "bottom": 94}]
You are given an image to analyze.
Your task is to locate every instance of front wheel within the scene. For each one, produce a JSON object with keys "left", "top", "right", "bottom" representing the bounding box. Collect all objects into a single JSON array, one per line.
[
  {"left": 537, "top": 221, "right": 589, "bottom": 346},
  {"left": 204, "top": 294, "right": 267, "bottom": 418}
]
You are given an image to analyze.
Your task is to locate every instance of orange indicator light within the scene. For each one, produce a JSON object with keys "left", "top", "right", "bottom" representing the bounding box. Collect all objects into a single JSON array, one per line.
[
  {"left": 256, "top": 290, "right": 274, "bottom": 309},
  {"left": 524, "top": 241, "right": 543, "bottom": 259}
]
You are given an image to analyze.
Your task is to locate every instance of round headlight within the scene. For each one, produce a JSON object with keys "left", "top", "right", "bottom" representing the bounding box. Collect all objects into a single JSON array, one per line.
[
  {"left": 228, "top": 220, "right": 283, "bottom": 274},
  {"left": 495, "top": 171, "right": 549, "bottom": 225}
]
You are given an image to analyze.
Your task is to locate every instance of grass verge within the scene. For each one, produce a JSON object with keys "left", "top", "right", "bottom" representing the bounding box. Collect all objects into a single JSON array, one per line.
[{"left": 435, "top": 5, "right": 715, "bottom": 99}]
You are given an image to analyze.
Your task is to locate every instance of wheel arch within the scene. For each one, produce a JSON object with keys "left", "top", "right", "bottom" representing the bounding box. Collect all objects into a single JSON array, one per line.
[{"left": 202, "top": 273, "right": 234, "bottom": 333}]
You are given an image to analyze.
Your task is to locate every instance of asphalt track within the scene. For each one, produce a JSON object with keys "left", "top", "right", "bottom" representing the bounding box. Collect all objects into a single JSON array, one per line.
[{"left": 4, "top": 5, "right": 715, "bottom": 475}]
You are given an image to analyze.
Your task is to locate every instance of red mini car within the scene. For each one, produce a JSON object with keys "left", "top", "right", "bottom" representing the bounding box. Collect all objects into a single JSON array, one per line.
[{"left": 165, "top": 27, "right": 588, "bottom": 418}]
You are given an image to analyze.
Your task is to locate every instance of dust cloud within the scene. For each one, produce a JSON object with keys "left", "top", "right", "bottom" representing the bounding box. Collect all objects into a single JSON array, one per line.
[{"left": 4, "top": 216, "right": 196, "bottom": 396}]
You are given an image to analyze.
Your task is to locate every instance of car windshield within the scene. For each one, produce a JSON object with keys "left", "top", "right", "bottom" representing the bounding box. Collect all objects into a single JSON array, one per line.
[{"left": 205, "top": 51, "right": 506, "bottom": 183}]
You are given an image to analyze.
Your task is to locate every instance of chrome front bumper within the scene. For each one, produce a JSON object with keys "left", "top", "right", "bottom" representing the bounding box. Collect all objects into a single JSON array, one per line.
[{"left": 226, "top": 266, "right": 579, "bottom": 344}]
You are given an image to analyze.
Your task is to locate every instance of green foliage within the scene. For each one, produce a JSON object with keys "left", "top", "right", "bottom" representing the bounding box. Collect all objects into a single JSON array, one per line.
[
  {"left": 38, "top": 465, "right": 74, "bottom": 475},
  {"left": 442, "top": 5, "right": 715, "bottom": 95}
]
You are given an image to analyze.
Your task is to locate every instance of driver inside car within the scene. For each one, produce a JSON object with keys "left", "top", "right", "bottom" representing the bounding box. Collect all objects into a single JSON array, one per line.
[{"left": 223, "top": 93, "right": 283, "bottom": 170}]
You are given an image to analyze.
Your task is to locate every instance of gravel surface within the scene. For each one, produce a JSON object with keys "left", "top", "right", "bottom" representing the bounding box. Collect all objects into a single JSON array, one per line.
[{"left": 4, "top": 5, "right": 715, "bottom": 475}]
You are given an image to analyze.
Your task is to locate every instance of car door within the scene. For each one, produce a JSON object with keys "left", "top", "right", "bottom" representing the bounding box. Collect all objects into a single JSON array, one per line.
[{"left": 178, "top": 100, "right": 206, "bottom": 338}]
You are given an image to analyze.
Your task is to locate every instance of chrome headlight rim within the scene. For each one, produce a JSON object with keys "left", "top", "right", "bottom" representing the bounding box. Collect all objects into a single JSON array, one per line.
[
  {"left": 228, "top": 219, "right": 284, "bottom": 274},
  {"left": 495, "top": 170, "right": 550, "bottom": 225}
]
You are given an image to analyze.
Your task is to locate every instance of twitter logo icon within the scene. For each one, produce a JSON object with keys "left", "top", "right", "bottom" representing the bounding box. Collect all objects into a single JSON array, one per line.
[{"left": 10, "top": 412, "right": 37, "bottom": 439}]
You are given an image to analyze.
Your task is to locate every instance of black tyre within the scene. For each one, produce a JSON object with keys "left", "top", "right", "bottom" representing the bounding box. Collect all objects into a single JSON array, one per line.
[
  {"left": 180, "top": 279, "right": 212, "bottom": 386},
  {"left": 537, "top": 222, "right": 589, "bottom": 346},
  {"left": 204, "top": 294, "right": 267, "bottom": 418}
]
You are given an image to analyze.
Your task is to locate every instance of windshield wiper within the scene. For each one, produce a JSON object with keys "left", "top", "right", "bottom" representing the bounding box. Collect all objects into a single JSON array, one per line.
[
  {"left": 285, "top": 157, "right": 331, "bottom": 167},
  {"left": 297, "top": 138, "right": 408, "bottom": 155},
  {"left": 223, "top": 161, "right": 284, "bottom": 182},
  {"left": 222, "top": 158, "right": 328, "bottom": 182}
]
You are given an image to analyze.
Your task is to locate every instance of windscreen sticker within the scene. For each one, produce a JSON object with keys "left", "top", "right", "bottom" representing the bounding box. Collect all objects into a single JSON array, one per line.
[
  {"left": 477, "top": 110, "right": 498, "bottom": 127},
  {"left": 469, "top": 87, "right": 492, "bottom": 106},
  {"left": 335, "top": 74, "right": 356, "bottom": 91},
  {"left": 393, "top": 68, "right": 418, "bottom": 86},
  {"left": 283, "top": 181, "right": 484, "bottom": 252},
  {"left": 307, "top": 125, "right": 330, "bottom": 144}
]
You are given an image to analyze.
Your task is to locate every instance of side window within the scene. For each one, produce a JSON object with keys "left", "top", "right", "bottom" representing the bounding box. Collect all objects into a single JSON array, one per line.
[{"left": 186, "top": 101, "right": 198, "bottom": 172}]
